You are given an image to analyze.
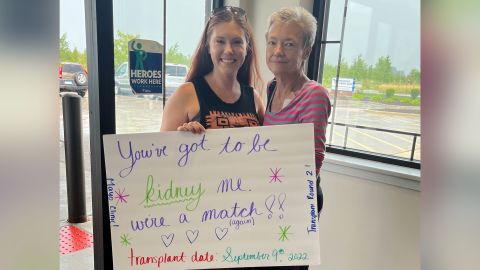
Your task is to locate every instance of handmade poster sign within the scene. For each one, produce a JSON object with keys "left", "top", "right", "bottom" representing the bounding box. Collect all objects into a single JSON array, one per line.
[{"left": 103, "top": 124, "right": 321, "bottom": 269}]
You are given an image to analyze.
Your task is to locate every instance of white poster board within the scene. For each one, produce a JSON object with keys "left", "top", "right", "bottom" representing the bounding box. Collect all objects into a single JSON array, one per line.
[{"left": 103, "top": 124, "right": 321, "bottom": 269}]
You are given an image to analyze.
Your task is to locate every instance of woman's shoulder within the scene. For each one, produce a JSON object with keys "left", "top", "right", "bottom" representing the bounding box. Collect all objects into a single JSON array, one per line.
[
  {"left": 301, "top": 80, "right": 330, "bottom": 97},
  {"left": 172, "top": 81, "right": 197, "bottom": 97},
  {"left": 166, "top": 82, "right": 197, "bottom": 105}
]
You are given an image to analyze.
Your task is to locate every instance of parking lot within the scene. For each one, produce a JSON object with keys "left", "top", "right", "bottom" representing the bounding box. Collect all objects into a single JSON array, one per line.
[{"left": 60, "top": 93, "right": 421, "bottom": 161}]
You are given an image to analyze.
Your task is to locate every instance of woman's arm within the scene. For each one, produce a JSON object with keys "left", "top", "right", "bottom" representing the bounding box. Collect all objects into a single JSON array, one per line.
[
  {"left": 160, "top": 82, "right": 198, "bottom": 131},
  {"left": 298, "top": 86, "right": 332, "bottom": 173}
]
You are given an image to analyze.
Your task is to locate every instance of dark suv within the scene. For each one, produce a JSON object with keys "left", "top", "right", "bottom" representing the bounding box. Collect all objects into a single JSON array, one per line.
[{"left": 59, "top": 62, "right": 88, "bottom": 97}]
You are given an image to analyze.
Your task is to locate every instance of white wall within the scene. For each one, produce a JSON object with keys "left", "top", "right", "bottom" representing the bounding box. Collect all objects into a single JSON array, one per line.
[{"left": 311, "top": 166, "right": 420, "bottom": 270}]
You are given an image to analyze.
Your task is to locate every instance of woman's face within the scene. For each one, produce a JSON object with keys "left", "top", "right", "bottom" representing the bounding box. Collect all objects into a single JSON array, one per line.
[
  {"left": 266, "top": 21, "right": 310, "bottom": 76},
  {"left": 208, "top": 21, "right": 248, "bottom": 75}
]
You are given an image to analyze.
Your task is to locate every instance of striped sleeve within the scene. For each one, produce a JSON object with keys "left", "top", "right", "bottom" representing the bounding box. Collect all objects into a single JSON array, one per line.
[{"left": 298, "top": 84, "right": 331, "bottom": 172}]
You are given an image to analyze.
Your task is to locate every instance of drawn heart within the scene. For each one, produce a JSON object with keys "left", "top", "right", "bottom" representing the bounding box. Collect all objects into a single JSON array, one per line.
[
  {"left": 186, "top": 229, "right": 199, "bottom": 244},
  {"left": 215, "top": 227, "right": 228, "bottom": 240},
  {"left": 161, "top": 233, "right": 174, "bottom": 247}
]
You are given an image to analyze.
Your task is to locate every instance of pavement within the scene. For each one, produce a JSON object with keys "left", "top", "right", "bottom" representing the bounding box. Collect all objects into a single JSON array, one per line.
[{"left": 59, "top": 96, "right": 94, "bottom": 270}]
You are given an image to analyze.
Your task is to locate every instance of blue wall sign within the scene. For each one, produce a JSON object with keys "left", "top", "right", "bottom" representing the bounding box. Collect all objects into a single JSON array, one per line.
[{"left": 128, "top": 39, "right": 164, "bottom": 94}]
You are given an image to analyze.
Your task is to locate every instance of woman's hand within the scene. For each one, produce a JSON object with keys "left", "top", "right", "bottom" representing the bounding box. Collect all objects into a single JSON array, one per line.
[{"left": 177, "top": 121, "right": 205, "bottom": 134}]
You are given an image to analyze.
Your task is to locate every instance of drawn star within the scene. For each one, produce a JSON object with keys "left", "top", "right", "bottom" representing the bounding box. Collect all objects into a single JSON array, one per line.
[
  {"left": 269, "top": 168, "right": 284, "bottom": 183},
  {"left": 114, "top": 188, "right": 130, "bottom": 204},
  {"left": 120, "top": 234, "right": 132, "bottom": 246},
  {"left": 278, "top": 225, "right": 292, "bottom": 241}
]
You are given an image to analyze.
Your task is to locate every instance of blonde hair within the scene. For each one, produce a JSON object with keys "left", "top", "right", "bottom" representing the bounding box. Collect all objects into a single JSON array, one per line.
[{"left": 266, "top": 6, "right": 317, "bottom": 48}]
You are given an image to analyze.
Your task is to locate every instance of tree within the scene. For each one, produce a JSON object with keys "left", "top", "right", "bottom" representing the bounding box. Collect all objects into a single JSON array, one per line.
[
  {"left": 373, "top": 56, "right": 393, "bottom": 83},
  {"left": 59, "top": 33, "right": 87, "bottom": 66},
  {"left": 321, "top": 63, "right": 337, "bottom": 87},
  {"left": 166, "top": 42, "right": 192, "bottom": 66},
  {"left": 350, "top": 55, "right": 368, "bottom": 81},
  {"left": 407, "top": 68, "right": 420, "bottom": 84},
  {"left": 339, "top": 57, "right": 351, "bottom": 78},
  {"left": 114, "top": 31, "right": 139, "bottom": 69},
  {"left": 59, "top": 33, "right": 71, "bottom": 61}
]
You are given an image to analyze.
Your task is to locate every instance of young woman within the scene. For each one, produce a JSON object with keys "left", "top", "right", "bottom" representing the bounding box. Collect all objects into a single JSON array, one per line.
[{"left": 160, "top": 6, "right": 264, "bottom": 133}]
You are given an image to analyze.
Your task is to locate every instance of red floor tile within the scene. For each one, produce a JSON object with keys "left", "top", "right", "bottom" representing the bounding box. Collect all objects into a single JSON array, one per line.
[{"left": 59, "top": 225, "right": 93, "bottom": 255}]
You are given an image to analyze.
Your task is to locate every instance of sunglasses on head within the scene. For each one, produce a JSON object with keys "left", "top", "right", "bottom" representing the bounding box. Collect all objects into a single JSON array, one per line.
[{"left": 210, "top": 6, "right": 247, "bottom": 20}]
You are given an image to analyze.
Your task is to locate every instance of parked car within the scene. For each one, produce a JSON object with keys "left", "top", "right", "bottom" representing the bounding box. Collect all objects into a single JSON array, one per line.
[
  {"left": 165, "top": 63, "right": 188, "bottom": 96},
  {"left": 115, "top": 62, "right": 187, "bottom": 97},
  {"left": 59, "top": 62, "right": 88, "bottom": 97}
]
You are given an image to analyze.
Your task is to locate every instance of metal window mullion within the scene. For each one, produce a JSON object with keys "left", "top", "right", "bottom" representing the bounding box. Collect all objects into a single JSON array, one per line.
[
  {"left": 85, "top": 0, "right": 115, "bottom": 269},
  {"left": 316, "top": 0, "right": 331, "bottom": 84},
  {"left": 343, "top": 126, "right": 349, "bottom": 148},
  {"left": 410, "top": 135, "right": 417, "bottom": 161},
  {"left": 163, "top": 0, "right": 166, "bottom": 107},
  {"left": 328, "top": 0, "right": 349, "bottom": 145},
  {"left": 212, "top": 0, "right": 224, "bottom": 9}
]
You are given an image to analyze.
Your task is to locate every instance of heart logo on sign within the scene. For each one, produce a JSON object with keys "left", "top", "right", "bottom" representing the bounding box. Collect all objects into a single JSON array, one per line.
[
  {"left": 186, "top": 230, "right": 199, "bottom": 244},
  {"left": 215, "top": 227, "right": 228, "bottom": 240},
  {"left": 161, "top": 233, "right": 174, "bottom": 247}
]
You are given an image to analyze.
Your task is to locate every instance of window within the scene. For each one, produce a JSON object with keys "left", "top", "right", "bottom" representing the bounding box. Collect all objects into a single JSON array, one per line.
[
  {"left": 320, "top": 0, "right": 420, "bottom": 167},
  {"left": 115, "top": 62, "right": 127, "bottom": 76},
  {"left": 165, "top": 65, "right": 176, "bottom": 76},
  {"left": 176, "top": 65, "right": 187, "bottom": 77},
  {"left": 112, "top": 0, "right": 207, "bottom": 133}
]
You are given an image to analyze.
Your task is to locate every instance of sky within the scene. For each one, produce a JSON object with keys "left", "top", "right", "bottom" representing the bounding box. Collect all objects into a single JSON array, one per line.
[
  {"left": 60, "top": 0, "right": 420, "bottom": 72},
  {"left": 60, "top": 0, "right": 86, "bottom": 51},
  {"left": 60, "top": 0, "right": 206, "bottom": 55}
]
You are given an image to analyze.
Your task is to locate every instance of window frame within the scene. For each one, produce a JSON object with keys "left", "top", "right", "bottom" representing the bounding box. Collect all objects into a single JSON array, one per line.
[{"left": 309, "top": 0, "right": 421, "bottom": 169}]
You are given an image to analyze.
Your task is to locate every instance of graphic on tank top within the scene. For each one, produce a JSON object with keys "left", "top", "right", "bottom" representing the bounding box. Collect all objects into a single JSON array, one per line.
[
  {"left": 192, "top": 77, "right": 261, "bottom": 129},
  {"left": 205, "top": 111, "right": 259, "bottom": 128}
]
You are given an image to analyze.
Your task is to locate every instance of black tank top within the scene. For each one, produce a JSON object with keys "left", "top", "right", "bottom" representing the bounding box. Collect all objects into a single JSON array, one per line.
[{"left": 191, "top": 77, "right": 260, "bottom": 129}]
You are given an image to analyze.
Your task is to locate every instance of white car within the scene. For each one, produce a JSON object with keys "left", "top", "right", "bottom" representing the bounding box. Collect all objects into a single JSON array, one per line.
[{"left": 114, "top": 62, "right": 187, "bottom": 97}]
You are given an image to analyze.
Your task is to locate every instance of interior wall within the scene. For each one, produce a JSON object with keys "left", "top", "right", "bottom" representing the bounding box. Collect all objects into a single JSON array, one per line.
[{"left": 312, "top": 169, "right": 419, "bottom": 270}]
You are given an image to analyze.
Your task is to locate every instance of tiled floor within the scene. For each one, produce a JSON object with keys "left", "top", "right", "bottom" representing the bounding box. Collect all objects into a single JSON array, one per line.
[
  {"left": 59, "top": 219, "right": 94, "bottom": 269},
  {"left": 59, "top": 225, "right": 93, "bottom": 255}
]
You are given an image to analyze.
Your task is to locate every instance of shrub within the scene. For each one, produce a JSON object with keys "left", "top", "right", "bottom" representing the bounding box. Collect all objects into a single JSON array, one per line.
[
  {"left": 399, "top": 97, "right": 411, "bottom": 104},
  {"left": 384, "top": 97, "right": 398, "bottom": 103},
  {"left": 385, "top": 88, "right": 395, "bottom": 98},
  {"left": 409, "top": 99, "right": 420, "bottom": 106},
  {"left": 410, "top": 88, "right": 420, "bottom": 99},
  {"left": 371, "top": 95, "right": 383, "bottom": 102},
  {"left": 352, "top": 92, "right": 364, "bottom": 100}
]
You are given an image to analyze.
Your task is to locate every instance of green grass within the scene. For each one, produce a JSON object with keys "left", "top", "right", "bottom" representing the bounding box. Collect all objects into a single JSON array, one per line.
[{"left": 350, "top": 91, "right": 420, "bottom": 106}]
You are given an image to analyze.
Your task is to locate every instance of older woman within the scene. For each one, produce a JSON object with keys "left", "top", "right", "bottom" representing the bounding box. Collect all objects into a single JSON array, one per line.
[{"left": 264, "top": 6, "right": 331, "bottom": 222}]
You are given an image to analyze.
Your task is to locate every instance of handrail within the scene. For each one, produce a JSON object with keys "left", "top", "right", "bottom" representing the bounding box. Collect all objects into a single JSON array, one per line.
[
  {"left": 329, "top": 121, "right": 421, "bottom": 137},
  {"left": 328, "top": 121, "right": 420, "bottom": 161}
]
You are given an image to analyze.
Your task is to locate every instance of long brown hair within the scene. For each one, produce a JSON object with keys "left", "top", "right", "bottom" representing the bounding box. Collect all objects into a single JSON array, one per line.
[{"left": 186, "top": 7, "right": 262, "bottom": 89}]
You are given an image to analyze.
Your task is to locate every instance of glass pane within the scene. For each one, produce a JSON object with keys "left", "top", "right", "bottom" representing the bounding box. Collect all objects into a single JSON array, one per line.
[
  {"left": 113, "top": 0, "right": 207, "bottom": 133},
  {"left": 325, "top": 0, "right": 346, "bottom": 41},
  {"left": 59, "top": 0, "right": 93, "bottom": 268},
  {"left": 165, "top": 65, "right": 175, "bottom": 75},
  {"left": 177, "top": 65, "right": 187, "bottom": 76},
  {"left": 322, "top": 0, "right": 421, "bottom": 161}
]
